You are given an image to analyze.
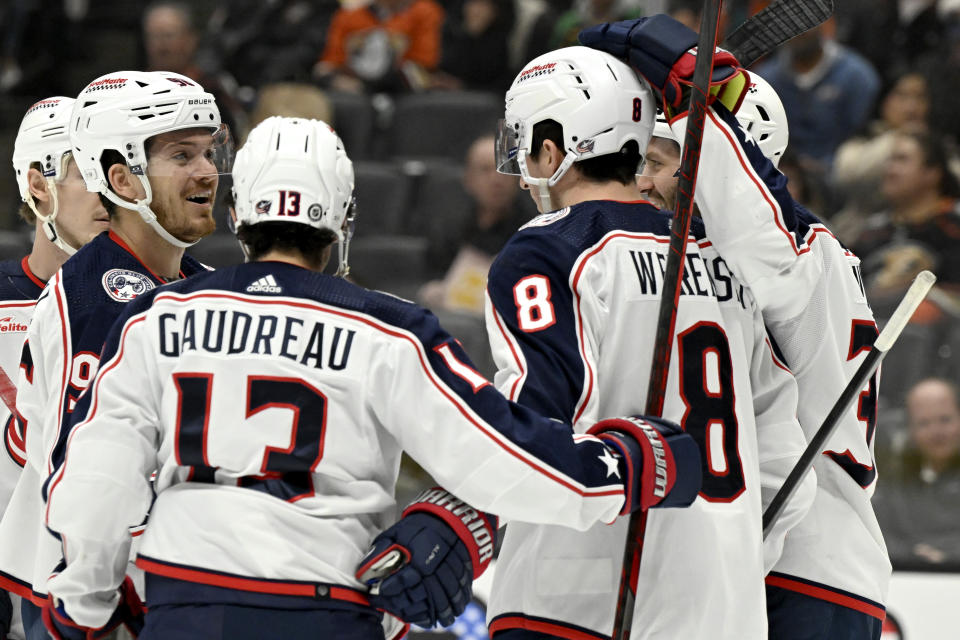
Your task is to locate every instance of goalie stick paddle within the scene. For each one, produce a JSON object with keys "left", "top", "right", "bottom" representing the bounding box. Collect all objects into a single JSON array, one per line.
[
  {"left": 762, "top": 270, "right": 937, "bottom": 540},
  {"left": 610, "top": 2, "right": 723, "bottom": 639},
  {"left": 720, "top": 0, "right": 834, "bottom": 67}
]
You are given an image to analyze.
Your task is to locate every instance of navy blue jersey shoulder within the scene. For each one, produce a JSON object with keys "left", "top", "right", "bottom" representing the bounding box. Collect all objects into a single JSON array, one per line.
[
  {"left": 150, "top": 261, "right": 435, "bottom": 332},
  {"left": 0, "top": 257, "right": 44, "bottom": 301},
  {"left": 495, "top": 200, "right": 670, "bottom": 274}
]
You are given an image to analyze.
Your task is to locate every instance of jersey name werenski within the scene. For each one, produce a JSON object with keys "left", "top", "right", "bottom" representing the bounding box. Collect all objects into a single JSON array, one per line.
[
  {"left": 628, "top": 250, "right": 747, "bottom": 308},
  {"left": 157, "top": 309, "right": 355, "bottom": 369}
]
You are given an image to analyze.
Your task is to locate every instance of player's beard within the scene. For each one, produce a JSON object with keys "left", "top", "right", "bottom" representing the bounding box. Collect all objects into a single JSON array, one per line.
[{"left": 152, "top": 189, "right": 217, "bottom": 243}]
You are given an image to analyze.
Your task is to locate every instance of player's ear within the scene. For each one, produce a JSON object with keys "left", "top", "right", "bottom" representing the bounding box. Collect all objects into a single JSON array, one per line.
[
  {"left": 26, "top": 168, "right": 52, "bottom": 205},
  {"left": 541, "top": 139, "right": 566, "bottom": 174},
  {"left": 107, "top": 163, "right": 145, "bottom": 202}
]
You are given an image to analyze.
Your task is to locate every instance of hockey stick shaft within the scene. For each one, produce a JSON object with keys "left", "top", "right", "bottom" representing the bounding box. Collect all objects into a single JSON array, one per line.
[
  {"left": 611, "top": 3, "right": 723, "bottom": 639},
  {"left": 761, "top": 270, "right": 937, "bottom": 539},
  {"left": 0, "top": 365, "right": 16, "bottom": 416},
  {"left": 720, "top": 0, "right": 834, "bottom": 67}
]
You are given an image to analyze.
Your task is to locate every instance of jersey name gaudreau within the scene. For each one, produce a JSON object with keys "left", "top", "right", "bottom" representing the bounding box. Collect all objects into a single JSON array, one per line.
[
  {"left": 157, "top": 308, "right": 356, "bottom": 369},
  {"left": 628, "top": 248, "right": 748, "bottom": 309}
]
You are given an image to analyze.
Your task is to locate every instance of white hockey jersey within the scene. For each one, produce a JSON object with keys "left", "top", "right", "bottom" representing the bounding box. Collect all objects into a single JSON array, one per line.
[
  {"left": 683, "top": 105, "right": 890, "bottom": 618},
  {"left": 0, "top": 256, "right": 45, "bottom": 604},
  {"left": 483, "top": 199, "right": 814, "bottom": 639},
  {"left": 0, "top": 231, "right": 208, "bottom": 603},
  {"left": 45, "top": 261, "right": 634, "bottom": 628}
]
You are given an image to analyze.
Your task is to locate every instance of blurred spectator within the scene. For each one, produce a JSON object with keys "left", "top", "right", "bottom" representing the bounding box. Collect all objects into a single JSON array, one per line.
[
  {"left": 851, "top": 129, "right": 960, "bottom": 297},
  {"left": 755, "top": 21, "right": 880, "bottom": 170},
  {"left": 313, "top": 0, "right": 445, "bottom": 94},
  {"left": 778, "top": 148, "right": 834, "bottom": 218},
  {"left": 198, "top": 1, "right": 332, "bottom": 91},
  {"left": 522, "top": 0, "right": 643, "bottom": 62},
  {"left": 248, "top": 84, "right": 334, "bottom": 136},
  {"left": 837, "top": 0, "right": 948, "bottom": 89},
  {"left": 875, "top": 377, "right": 960, "bottom": 567},
  {"left": 831, "top": 70, "right": 930, "bottom": 243},
  {"left": 142, "top": 1, "right": 246, "bottom": 138},
  {"left": 431, "top": 0, "right": 514, "bottom": 92},
  {"left": 0, "top": 0, "right": 75, "bottom": 96},
  {"left": 418, "top": 134, "right": 533, "bottom": 314}
]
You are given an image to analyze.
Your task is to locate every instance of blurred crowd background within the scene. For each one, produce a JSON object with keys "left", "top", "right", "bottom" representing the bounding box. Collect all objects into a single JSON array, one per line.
[{"left": 2, "top": 0, "right": 960, "bottom": 577}]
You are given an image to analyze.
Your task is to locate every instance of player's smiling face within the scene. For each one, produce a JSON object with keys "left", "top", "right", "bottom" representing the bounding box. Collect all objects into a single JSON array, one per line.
[
  {"left": 54, "top": 155, "right": 110, "bottom": 248},
  {"left": 146, "top": 128, "right": 220, "bottom": 242},
  {"left": 637, "top": 136, "right": 681, "bottom": 210}
]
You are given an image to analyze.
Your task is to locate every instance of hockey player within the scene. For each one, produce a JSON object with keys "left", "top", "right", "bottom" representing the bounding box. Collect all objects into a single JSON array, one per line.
[
  {"left": 0, "top": 70, "right": 229, "bottom": 639},
  {"left": 603, "top": 22, "right": 889, "bottom": 638},
  {"left": 40, "top": 116, "right": 701, "bottom": 640},
  {"left": 0, "top": 96, "right": 111, "bottom": 640},
  {"left": 364, "top": 43, "right": 817, "bottom": 639},
  {"left": 474, "top": 43, "right": 820, "bottom": 640}
]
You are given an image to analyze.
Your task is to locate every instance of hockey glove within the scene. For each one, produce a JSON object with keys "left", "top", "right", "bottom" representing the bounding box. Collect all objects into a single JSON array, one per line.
[
  {"left": 356, "top": 488, "right": 497, "bottom": 628},
  {"left": 42, "top": 575, "right": 144, "bottom": 640},
  {"left": 578, "top": 15, "right": 749, "bottom": 118},
  {"left": 587, "top": 416, "right": 702, "bottom": 514}
]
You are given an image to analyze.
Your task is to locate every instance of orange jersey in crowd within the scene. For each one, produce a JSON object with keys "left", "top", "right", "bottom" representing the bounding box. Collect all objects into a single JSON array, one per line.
[{"left": 320, "top": 0, "right": 445, "bottom": 70}]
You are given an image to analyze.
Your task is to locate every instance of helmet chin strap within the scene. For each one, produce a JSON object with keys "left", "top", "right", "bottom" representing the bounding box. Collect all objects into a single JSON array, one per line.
[
  {"left": 518, "top": 150, "right": 577, "bottom": 213},
  {"left": 335, "top": 235, "right": 351, "bottom": 278},
  {"left": 28, "top": 179, "right": 77, "bottom": 256},
  {"left": 105, "top": 175, "right": 199, "bottom": 249}
]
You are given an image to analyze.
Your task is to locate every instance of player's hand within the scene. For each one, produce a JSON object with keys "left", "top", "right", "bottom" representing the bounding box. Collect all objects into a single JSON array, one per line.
[
  {"left": 356, "top": 488, "right": 497, "bottom": 628},
  {"left": 43, "top": 575, "right": 144, "bottom": 640},
  {"left": 578, "top": 15, "right": 749, "bottom": 118},
  {"left": 588, "top": 416, "right": 702, "bottom": 513}
]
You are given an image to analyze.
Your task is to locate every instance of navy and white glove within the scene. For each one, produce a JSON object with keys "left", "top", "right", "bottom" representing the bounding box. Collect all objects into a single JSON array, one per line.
[
  {"left": 588, "top": 416, "right": 702, "bottom": 513},
  {"left": 579, "top": 15, "right": 749, "bottom": 117},
  {"left": 356, "top": 488, "right": 497, "bottom": 628},
  {"left": 42, "top": 575, "right": 144, "bottom": 640}
]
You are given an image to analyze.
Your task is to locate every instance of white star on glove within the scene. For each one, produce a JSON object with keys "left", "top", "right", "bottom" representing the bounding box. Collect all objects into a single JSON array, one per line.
[{"left": 599, "top": 449, "right": 621, "bottom": 479}]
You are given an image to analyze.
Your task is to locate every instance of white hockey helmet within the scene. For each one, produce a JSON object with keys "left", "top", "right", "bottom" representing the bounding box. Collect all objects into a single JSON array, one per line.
[
  {"left": 231, "top": 117, "right": 356, "bottom": 276},
  {"left": 652, "top": 108, "right": 679, "bottom": 144},
  {"left": 69, "top": 70, "right": 228, "bottom": 248},
  {"left": 737, "top": 75, "right": 789, "bottom": 168},
  {"left": 12, "top": 96, "right": 79, "bottom": 254},
  {"left": 496, "top": 46, "right": 655, "bottom": 211}
]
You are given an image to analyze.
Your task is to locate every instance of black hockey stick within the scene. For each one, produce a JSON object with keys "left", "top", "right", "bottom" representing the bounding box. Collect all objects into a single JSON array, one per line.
[
  {"left": 762, "top": 270, "right": 937, "bottom": 539},
  {"left": 721, "top": 0, "right": 834, "bottom": 67},
  {"left": 611, "top": 3, "right": 723, "bottom": 640}
]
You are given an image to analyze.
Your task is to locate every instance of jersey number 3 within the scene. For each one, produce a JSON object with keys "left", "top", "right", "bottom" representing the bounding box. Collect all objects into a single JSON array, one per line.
[{"left": 172, "top": 373, "right": 327, "bottom": 502}]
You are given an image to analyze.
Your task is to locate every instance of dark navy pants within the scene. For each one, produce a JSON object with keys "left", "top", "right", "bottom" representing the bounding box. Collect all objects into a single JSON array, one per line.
[
  {"left": 20, "top": 599, "right": 45, "bottom": 640},
  {"left": 139, "top": 603, "right": 384, "bottom": 640},
  {"left": 767, "top": 583, "right": 883, "bottom": 640},
  {"left": 140, "top": 573, "right": 384, "bottom": 640}
]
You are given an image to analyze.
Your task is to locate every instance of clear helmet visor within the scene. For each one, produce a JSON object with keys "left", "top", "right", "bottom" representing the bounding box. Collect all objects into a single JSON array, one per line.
[
  {"left": 140, "top": 124, "right": 234, "bottom": 180},
  {"left": 495, "top": 119, "right": 521, "bottom": 176}
]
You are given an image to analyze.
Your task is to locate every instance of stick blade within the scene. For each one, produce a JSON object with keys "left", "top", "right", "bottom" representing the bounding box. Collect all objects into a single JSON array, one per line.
[{"left": 722, "top": 0, "right": 834, "bottom": 67}]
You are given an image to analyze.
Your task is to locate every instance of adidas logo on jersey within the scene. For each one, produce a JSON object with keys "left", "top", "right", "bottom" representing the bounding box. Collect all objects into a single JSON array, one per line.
[{"left": 246, "top": 275, "right": 282, "bottom": 293}]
